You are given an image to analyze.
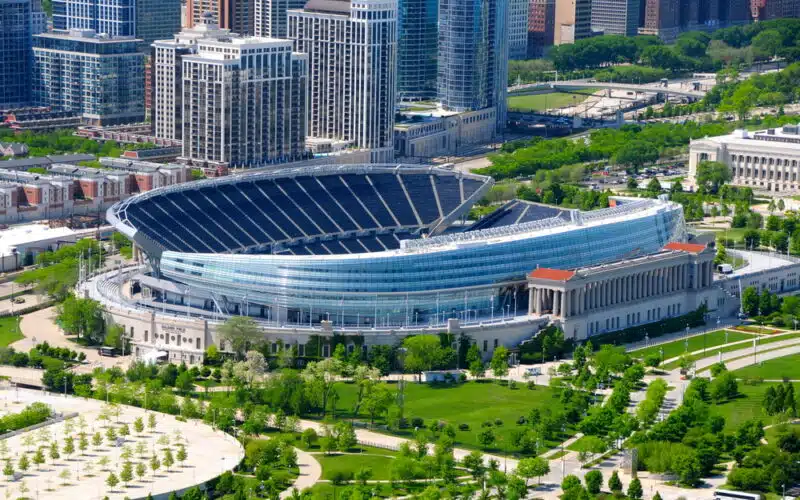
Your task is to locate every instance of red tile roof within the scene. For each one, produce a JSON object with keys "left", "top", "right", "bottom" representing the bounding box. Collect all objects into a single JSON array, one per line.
[
  {"left": 529, "top": 268, "right": 576, "bottom": 281},
  {"left": 664, "top": 242, "right": 707, "bottom": 254}
]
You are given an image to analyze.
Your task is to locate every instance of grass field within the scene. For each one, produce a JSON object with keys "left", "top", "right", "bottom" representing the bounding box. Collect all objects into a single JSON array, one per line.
[
  {"left": 507, "top": 91, "right": 593, "bottom": 112},
  {"left": 663, "top": 333, "right": 800, "bottom": 369},
  {"left": 732, "top": 325, "right": 782, "bottom": 334},
  {"left": 631, "top": 330, "right": 753, "bottom": 362},
  {"left": 306, "top": 482, "right": 428, "bottom": 499},
  {"left": 733, "top": 353, "right": 800, "bottom": 380},
  {"left": 316, "top": 453, "right": 396, "bottom": 480},
  {"left": 708, "top": 382, "right": 800, "bottom": 431},
  {"left": 329, "top": 381, "right": 573, "bottom": 454},
  {"left": 0, "top": 316, "right": 23, "bottom": 347}
]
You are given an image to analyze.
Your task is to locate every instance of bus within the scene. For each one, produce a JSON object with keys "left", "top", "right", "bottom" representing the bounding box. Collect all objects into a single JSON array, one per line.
[{"left": 713, "top": 489, "right": 763, "bottom": 500}]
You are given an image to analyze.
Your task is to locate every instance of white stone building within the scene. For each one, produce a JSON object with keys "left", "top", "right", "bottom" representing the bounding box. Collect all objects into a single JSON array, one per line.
[
  {"left": 153, "top": 16, "right": 308, "bottom": 169},
  {"left": 288, "top": 0, "right": 397, "bottom": 163},
  {"left": 689, "top": 125, "right": 800, "bottom": 193}
]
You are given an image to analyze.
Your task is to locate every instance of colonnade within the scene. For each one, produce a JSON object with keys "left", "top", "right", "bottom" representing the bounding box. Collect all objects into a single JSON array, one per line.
[{"left": 529, "top": 259, "right": 714, "bottom": 318}]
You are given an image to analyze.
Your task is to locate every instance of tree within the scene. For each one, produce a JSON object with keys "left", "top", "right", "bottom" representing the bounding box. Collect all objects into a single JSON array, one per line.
[
  {"left": 627, "top": 477, "right": 643, "bottom": 499},
  {"left": 136, "top": 462, "right": 147, "bottom": 481},
  {"left": 79, "top": 433, "right": 88, "bottom": 454},
  {"left": 335, "top": 422, "right": 357, "bottom": 451},
  {"left": 584, "top": 470, "right": 603, "bottom": 494},
  {"left": 163, "top": 448, "right": 174, "bottom": 471},
  {"left": 613, "top": 140, "right": 658, "bottom": 171},
  {"left": 362, "top": 384, "right": 394, "bottom": 424},
  {"left": 646, "top": 177, "right": 662, "bottom": 195},
  {"left": 516, "top": 457, "right": 549, "bottom": 486},
  {"left": 17, "top": 454, "right": 28, "bottom": 472},
  {"left": 106, "top": 472, "right": 119, "bottom": 491},
  {"left": 653, "top": 492, "right": 663, "bottom": 500},
  {"left": 695, "top": 161, "right": 731, "bottom": 194},
  {"left": 32, "top": 449, "right": 45, "bottom": 470},
  {"left": 402, "top": 335, "right": 449, "bottom": 377},
  {"left": 92, "top": 432, "right": 102, "bottom": 448},
  {"left": 175, "top": 371, "right": 194, "bottom": 393},
  {"left": 217, "top": 316, "right": 263, "bottom": 359},
  {"left": 120, "top": 461, "right": 133, "bottom": 486},
  {"left": 478, "top": 428, "right": 495, "bottom": 450},
  {"left": 176, "top": 445, "right": 187, "bottom": 466},
  {"left": 490, "top": 346, "right": 509, "bottom": 380},
  {"left": 133, "top": 417, "right": 144, "bottom": 434},
  {"left": 49, "top": 441, "right": 60, "bottom": 462},
  {"left": 2, "top": 460, "right": 12, "bottom": 478},
  {"left": 462, "top": 450, "right": 486, "bottom": 479},
  {"left": 150, "top": 455, "right": 161, "bottom": 475},
  {"left": 302, "top": 358, "right": 344, "bottom": 416},
  {"left": 55, "top": 296, "right": 104, "bottom": 342},
  {"left": 742, "top": 286, "right": 759, "bottom": 316},
  {"left": 608, "top": 470, "right": 623, "bottom": 493},
  {"left": 301, "top": 428, "right": 318, "bottom": 449},
  {"left": 148, "top": 413, "right": 157, "bottom": 431}
]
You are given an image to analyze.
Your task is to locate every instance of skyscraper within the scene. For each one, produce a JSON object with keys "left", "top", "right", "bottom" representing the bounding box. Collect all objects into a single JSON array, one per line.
[
  {"left": 53, "top": 0, "right": 181, "bottom": 51},
  {"left": 154, "top": 17, "right": 308, "bottom": 168},
  {"left": 288, "top": 0, "right": 397, "bottom": 162},
  {"left": 32, "top": 29, "right": 145, "bottom": 125},
  {"left": 437, "top": 0, "right": 508, "bottom": 131},
  {"left": 640, "top": 0, "right": 680, "bottom": 41},
  {"left": 185, "top": 0, "right": 255, "bottom": 34},
  {"left": 527, "top": 0, "right": 554, "bottom": 58},
  {"left": 591, "top": 0, "right": 640, "bottom": 36},
  {"left": 135, "top": 0, "right": 182, "bottom": 48},
  {"left": 750, "top": 0, "right": 800, "bottom": 20},
  {"left": 397, "top": 0, "right": 438, "bottom": 100},
  {"left": 254, "top": 0, "right": 305, "bottom": 37},
  {"left": 508, "top": 0, "right": 529, "bottom": 59},
  {"left": 554, "top": 0, "right": 590, "bottom": 44},
  {"left": 53, "top": 0, "right": 136, "bottom": 37},
  {"left": 0, "top": 0, "right": 42, "bottom": 108}
]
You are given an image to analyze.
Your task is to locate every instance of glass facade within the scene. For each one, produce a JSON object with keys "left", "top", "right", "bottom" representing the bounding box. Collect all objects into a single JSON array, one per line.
[
  {"left": 32, "top": 32, "right": 145, "bottom": 125},
  {"left": 134, "top": 0, "right": 181, "bottom": 51},
  {"left": 437, "top": 0, "right": 508, "bottom": 130},
  {"left": 0, "top": 0, "right": 35, "bottom": 107},
  {"left": 397, "top": 0, "right": 438, "bottom": 100},
  {"left": 53, "top": 0, "right": 136, "bottom": 37},
  {"left": 111, "top": 163, "right": 685, "bottom": 328},
  {"left": 155, "top": 203, "right": 685, "bottom": 327}
]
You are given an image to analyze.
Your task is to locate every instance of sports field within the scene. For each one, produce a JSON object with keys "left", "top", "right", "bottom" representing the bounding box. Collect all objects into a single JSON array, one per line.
[{"left": 507, "top": 91, "right": 593, "bottom": 111}]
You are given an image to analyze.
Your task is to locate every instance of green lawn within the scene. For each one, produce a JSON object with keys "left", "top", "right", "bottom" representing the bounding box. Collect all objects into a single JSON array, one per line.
[
  {"left": 328, "top": 381, "right": 573, "bottom": 454},
  {"left": 305, "top": 482, "right": 429, "bottom": 499},
  {"left": 507, "top": 91, "right": 593, "bottom": 112},
  {"left": 708, "top": 382, "right": 800, "bottom": 431},
  {"left": 0, "top": 316, "right": 23, "bottom": 347},
  {"left": 631, "top": 330, "right": 752, "bottom": 362},
  {"left": 733, "top": 353, "right": 800, "bottom": 380},
  {"left": 663, "top": 333, "right": 800, "bottom": 369},
  {"left": 316, "top": 453, "right": 396, "bottom": 480}
]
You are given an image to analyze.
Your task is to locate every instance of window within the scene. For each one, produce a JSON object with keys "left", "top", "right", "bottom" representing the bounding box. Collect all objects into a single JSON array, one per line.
[
  {"left": 493, "top": 339, "right": 498, "bottom": 348},
  {"left": 483, "top": 340, "right": 488, "bottom": 352}
]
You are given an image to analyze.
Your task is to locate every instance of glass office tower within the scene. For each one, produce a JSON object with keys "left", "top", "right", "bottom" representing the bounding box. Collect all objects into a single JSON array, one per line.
[
  {"left": 0, "top": 0, "right": 39, "bottom": 108},
  {"left": 397, "top": 0, "right": 438, "bottom": 101},
  {"left": 437, "top": 0, "right": 508, "bottom": 131}
]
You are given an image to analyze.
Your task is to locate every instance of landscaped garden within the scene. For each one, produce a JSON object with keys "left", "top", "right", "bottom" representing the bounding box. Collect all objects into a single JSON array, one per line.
[
  {"left": 732, "top": 353, "right": 800, "bottom": 380},
  {"left": 630, "top": 329, "right": 753, "bottom": 362}
]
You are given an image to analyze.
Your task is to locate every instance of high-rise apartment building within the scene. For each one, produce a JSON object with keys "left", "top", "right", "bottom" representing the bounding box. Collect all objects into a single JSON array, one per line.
[
  {"left": 640, "top": 0, "right": 680, "bottom": 41},
  {"left": 527, "top": 0, "right": 554, "bottom": 58},
  {"left": 135, "top": 0, "right": 182, "bottom": 48},
  {"left": 554, "top": 0, "right": 591, "bottom": 44},
  {"left": 53, "top": 0, "right": 136, "bottom": 37},
  {"left": 437, "top": 0, "right": 508, "bottom": 131},
  {"left": 591, "top": 0, "right": 639, "bottom": 35},
  {"left": 0, "top": 0, "right": 43, "bottom": 108},
  {"left": 53, "top": 0, "right": 180, "bottom": 51},
  {"left": 154, "top": 18, "right": 307, "bottom": 168},
  {"left": 508, "top": 0, "right": 529, "bottom": 59},
  {"left": 397, "top": 0, "right": 438, "bottom": 100},
  {"left": 288, "top": 0, "right": 397, "bottom": 162},
  {"left": 751, "top": 0, "right": 800, "bottom": 20},
  {"left": 32, "top": 29, "right": 145, "bottom": 125},
  {"left": 254, "top": 0, "right": 304, "bottom": 37},
  {"left": 186, "top": 0, "right": 254, "bottom": 34}
]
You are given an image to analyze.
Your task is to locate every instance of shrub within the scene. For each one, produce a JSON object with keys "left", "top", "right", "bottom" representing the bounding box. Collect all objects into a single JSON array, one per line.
[
  {"left": 508, "top": 380, "right": 518, "bottom": 390},
  {"left": 516, "top": 416, "right": 527, "bottom": 425},
  {"left": 458, "top": 423, "right": 470, "bottom": 431},
  {"left": 527, "top": 381, "right": 536, "bottom": 390},
  {"left": 410, "top": 417, "right": 424, "bottom": 428},
  {"left": 481, "top": 420, "right": 493, "bottom": 428},
  {"left": 494, "top": 419, "right": 503, "bottom": 427}
]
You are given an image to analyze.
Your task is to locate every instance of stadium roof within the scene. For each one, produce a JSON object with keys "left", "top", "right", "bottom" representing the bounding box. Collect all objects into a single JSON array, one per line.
[{"left": 664, "top": 242, "right": 707, "bottom": 253}]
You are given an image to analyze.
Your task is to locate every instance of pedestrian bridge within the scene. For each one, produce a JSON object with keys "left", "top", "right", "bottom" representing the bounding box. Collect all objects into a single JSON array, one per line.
[{"left": 508, "top": 81, "right": 706, "bottom": 99}]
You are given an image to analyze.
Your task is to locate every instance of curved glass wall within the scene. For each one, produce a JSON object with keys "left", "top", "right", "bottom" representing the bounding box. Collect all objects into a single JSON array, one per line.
[{"left": 158, "top": 201, "right": 686, "bottom": 327}]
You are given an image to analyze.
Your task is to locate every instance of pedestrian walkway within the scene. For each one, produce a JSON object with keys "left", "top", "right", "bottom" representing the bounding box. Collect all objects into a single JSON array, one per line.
[{"left": 279, "top": 447, "right": 321, "bottom": 499}]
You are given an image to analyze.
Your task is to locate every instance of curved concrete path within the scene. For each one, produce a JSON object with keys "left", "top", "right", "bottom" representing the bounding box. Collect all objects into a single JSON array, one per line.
[{"left": 280, "top": 447, "right": 321, "bottom": 498}]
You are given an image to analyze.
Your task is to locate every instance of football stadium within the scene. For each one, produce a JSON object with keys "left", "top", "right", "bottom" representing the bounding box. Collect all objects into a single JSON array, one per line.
[{"left": 95, "top": 164, "right": 690, "bottom": 362}]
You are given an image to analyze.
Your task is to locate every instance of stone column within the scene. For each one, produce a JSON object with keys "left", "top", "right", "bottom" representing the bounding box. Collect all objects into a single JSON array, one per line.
[
  {"left": 562, "top": 290, "right": 569, "bottom": 318},
  {"left": 553, "top": 290, "right": 561, "bottom": 316}
]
